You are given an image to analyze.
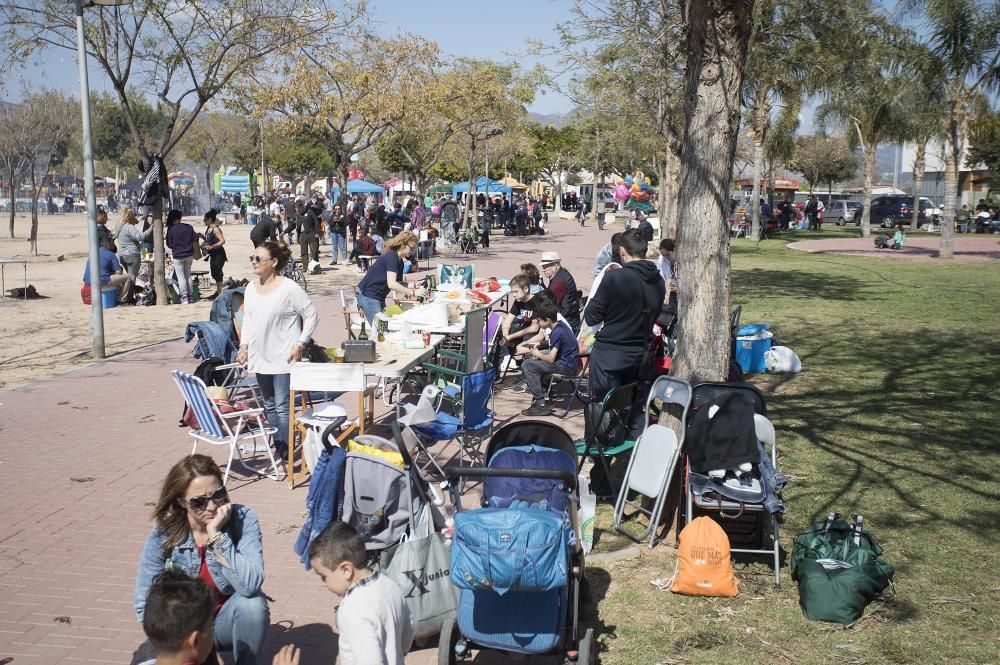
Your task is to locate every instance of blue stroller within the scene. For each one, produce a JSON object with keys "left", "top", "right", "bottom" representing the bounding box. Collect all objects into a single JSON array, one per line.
[{"left": 440, "top": 420, "right": 596, "bottom": 664}]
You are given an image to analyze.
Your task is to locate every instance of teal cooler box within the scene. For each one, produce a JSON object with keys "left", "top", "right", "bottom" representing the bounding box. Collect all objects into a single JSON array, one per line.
[{"left": 735, "top": 324, "right": 771, "bottom": 373}]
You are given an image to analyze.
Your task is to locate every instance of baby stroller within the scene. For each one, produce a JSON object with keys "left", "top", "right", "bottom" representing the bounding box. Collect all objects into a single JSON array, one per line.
[
  {"left": 340, "top": 431, "right": 441, "bottom": 554},
  {"left": 440, "top": 420, "right": 596, "bottom": 664}
]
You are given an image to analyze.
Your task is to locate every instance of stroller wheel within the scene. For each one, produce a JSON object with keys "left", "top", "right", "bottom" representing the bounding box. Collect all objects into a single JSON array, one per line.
[
  {"left": 577, "top": 627, "right": 596, "bottom": 665},
  {"left": 438, "top": 616, "right": 461, "bottom": 664}
]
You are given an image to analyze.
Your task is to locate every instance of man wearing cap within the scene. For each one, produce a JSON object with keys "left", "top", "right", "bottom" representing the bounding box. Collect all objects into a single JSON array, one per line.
[
  {"left": 584, "top": 228, "right": 666, "bottom": 440},
  {"left": 540, "top": 251, "right": 581, "bottom": 333},
  {"left": 297, "top": 199, "right": 320, "bottom": 269}
]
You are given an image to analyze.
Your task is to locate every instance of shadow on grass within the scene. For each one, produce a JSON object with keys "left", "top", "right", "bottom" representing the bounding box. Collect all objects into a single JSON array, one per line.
[
  {"left": 760, "top": 327, "right": 1000, "bottom": 540},
  {"left": 734, "top": 267, "right": 867, "bottom": 301}
]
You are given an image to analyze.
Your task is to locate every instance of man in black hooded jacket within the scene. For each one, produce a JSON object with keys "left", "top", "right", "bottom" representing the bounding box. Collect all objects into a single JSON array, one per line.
[{"left": 584, "top": 228, "right": 666, "bottom": 439}]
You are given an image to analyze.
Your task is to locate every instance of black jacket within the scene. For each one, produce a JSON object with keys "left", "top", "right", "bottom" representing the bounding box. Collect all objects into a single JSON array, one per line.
[
  {"left": 298, "top": 209, "right": 319, "bottom": 237},
  {"left": 686, "top": 392, "right": 758, "bottom": 473},
  {"left": 585, "top": 259, "right": 665, "bottom": 348},
  {"left": 548, "top": 267, "right": 581, "bottom": 333}
]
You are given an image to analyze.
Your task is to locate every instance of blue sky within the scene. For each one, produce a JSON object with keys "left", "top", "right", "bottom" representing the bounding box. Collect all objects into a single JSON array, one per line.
[{"left": 2, "top": 0, "right": 575, "bottom": 116}]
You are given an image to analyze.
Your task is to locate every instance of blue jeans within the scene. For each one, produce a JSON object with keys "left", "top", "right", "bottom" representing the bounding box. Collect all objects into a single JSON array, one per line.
[
  {"left": 257, "top": 372, "right": 290, "bottom": 454},
  {"left": 329, "top": 231, "right": 348, "bottom": 263},
  {"left": 214, "top": 593, "right": 269, "bottom": 665},
  {"left": 356, "top": 291, "right": 384, "bottom": 324}
]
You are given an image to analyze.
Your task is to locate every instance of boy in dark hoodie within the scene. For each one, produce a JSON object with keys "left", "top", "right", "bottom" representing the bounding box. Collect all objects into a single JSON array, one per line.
[{"left": 584, "top": 228, "right": 666, "bottom": 439}]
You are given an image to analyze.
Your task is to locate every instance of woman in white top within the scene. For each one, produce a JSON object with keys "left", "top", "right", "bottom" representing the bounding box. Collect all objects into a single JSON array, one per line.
[{"left": 236, "top": 240, "right": 318, "bottom": 459}]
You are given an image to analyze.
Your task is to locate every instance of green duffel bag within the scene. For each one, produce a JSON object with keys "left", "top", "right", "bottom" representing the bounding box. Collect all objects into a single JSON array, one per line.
[{"left": 790, "top": 513, "right": 895, "bottom": 624}]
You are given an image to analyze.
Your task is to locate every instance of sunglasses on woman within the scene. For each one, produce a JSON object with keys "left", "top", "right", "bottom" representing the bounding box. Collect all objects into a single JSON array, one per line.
[
  {"left": 249, "top": 255, "right": 274, "bottom": 264},
  {"left": 186, "top": 487, "right": 229, "bottom": 512}
]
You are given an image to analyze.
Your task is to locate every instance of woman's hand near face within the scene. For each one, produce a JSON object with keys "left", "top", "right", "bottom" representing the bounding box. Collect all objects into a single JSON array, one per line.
[{"left": 206, "top": 502, "right": 232, "bottom": 537}]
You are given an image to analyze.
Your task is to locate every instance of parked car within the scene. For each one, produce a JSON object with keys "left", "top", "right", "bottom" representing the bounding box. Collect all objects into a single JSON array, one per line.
[
  {"left": 830, "top": 200, "right": 864, "bottom": 226},
  {"left": 868, "top": 195, "right": 929, "bottom": 227}
]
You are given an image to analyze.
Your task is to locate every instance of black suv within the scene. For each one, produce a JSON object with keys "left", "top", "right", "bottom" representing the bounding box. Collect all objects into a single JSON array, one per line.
[{"left": 868, "top": 195, "right": 927, "bottom": 228}]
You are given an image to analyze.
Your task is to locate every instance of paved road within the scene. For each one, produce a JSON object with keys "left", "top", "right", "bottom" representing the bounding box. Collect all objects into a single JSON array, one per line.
[{"left": 0, "top": 212, "right": 612, "bottom": 664}]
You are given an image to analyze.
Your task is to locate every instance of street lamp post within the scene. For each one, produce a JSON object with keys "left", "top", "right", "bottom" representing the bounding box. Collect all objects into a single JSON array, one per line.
[{"left": 75, "top": 0, "right": 132, "bottom": 360}]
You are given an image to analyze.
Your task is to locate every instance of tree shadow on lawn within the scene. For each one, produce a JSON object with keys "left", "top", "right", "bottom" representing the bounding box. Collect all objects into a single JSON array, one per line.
[
  {"left": 733, "top": 267, "right": 868, "bottom": 302},
  {"left": 758, "top": 327, "right": 1000, "bottom": 541}
]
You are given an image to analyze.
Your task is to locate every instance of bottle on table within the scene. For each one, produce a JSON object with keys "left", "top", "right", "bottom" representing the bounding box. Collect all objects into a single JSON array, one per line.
[{"left": 358, "top": 321, "right": 369, "bottom": 341}]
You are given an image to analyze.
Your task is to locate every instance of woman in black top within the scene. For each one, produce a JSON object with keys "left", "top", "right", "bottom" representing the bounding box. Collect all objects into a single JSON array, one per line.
[
  {"left": 354, "top": 231, "right": 425, "bottom": 323},
  {"left": 199, "top": 209, "right": 227, "bottom": 298}
]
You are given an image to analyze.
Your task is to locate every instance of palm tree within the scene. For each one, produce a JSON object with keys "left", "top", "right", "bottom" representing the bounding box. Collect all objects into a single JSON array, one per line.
[
  {"left": 905, "top": 0, "right": 1000, "bottom": 257},
  {"left": 743, "top": 0, "right": 819, "bottom": 242},
  {"left": 816, "top": 4, "right": 911, "bottom": 238}
]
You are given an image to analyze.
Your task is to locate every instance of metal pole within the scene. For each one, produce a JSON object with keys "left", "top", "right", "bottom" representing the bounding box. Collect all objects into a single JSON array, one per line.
[
  {"left": 77, "top": 0, "right": 105, "bottom": 359},
  {"left": 260, "top": 120, "right": 266, "bottom": 194}
]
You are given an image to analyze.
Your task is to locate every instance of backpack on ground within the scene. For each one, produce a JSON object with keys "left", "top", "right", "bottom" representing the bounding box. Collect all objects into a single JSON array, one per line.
[
  {"left": 671, "top": 516, "right": 739, "bottom": 597},
  {"left": 790, "top": 513, "right": 894, "bottom": 624}
]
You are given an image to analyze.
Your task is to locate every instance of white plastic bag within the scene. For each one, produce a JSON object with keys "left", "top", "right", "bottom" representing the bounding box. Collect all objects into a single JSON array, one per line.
[
  {"left": 579, "top": 474, "right": 597, "bottom": 554},
  {"left": 765, "top": 345, "right": 802, "bottom": 373}
]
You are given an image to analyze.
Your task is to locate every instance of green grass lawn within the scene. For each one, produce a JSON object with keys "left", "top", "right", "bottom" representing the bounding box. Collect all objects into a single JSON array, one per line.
[{"left": 585, "top": 236, "right": 1000, "bottom": 665}]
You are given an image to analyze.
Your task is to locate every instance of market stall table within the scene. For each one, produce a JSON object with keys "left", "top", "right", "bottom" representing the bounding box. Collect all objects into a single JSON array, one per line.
[{"left": 285, "top": 335, "right": 444, "bottom": 487}]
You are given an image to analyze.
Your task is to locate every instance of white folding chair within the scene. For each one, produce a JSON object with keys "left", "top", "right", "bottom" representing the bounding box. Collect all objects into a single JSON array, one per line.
[
  {"left": 613, "top": 376, "right": 691, "bottom": 548},
  {"left": 172, "top": 370, "right": 281, "bottom": 484}
]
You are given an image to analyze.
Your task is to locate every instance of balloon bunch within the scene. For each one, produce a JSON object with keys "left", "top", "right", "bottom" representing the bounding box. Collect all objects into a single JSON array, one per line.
[{"left": 624, "top": 170, "right": 655, "bottom": 212}]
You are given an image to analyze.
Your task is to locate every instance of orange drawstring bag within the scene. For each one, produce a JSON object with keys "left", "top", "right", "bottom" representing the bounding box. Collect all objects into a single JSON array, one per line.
[{"left": 670, "top": 516, "right": 739, "bottom": 597}]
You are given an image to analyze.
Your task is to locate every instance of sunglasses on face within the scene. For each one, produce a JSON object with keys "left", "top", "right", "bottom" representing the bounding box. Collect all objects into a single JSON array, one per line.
[
  {"left": 249, "top": 255, "right": 274, "bottom": 264},
  {"left": 186, "top": 487, "right": 229, "bottom": 512}
]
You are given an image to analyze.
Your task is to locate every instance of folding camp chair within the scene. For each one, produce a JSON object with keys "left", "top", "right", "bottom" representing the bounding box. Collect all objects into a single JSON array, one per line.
[
  {"left": 613, "top": 376, "right": 690, "bottom": 548},
  {"left": 575, "top": 383, "right": 638, "bottom": 502},
  {"left": 682, "top": 382, "right": 782, "bottom": 587},
  {"left": 340, "top": 289, "right": 365, "bottom": 340},
  {"left": 544, "top": 352, "right": 590, "bottom": 416},
  {"left": 423, "top": 306, "right": 488, "bottom": 378},
  {"left": 403, "top": 368, "right": 495, "bottom": 486},
  {"left": 172, "top": 370, "right": 281, "bottom": 484}
]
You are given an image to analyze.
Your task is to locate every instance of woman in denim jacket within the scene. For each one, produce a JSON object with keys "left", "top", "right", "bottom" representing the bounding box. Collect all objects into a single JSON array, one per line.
[{"left": 134, "top": 455, "right": 268, "bottom": 664}]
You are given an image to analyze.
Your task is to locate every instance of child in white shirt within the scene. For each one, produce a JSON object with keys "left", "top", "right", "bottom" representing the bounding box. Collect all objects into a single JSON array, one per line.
[{"left": 277, "top": 522, "right": 414, "bottom": 665}]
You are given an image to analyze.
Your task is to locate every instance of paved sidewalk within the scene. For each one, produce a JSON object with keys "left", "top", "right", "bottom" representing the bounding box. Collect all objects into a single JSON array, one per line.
[
  {"left": 0, "top": 214, "right": 611, "bottom": 664},
  {"left": 787, "top": 235, "right": 1000, "bottom": 260}
]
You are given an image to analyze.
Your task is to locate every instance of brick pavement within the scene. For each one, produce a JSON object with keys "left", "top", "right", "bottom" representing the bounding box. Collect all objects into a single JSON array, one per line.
[{"left": 0, "top": 214, "right": 612, "bottom": 665}]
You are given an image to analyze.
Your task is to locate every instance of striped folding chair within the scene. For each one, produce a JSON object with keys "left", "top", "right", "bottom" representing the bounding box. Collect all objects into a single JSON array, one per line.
[{"left": 172, "top": 370, "right": 282, "bottom": 484}]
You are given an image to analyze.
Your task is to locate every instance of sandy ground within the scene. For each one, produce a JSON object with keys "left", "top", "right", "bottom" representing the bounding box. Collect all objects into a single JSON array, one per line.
[{"left": 0, "top": 212, "right": 366, "bottom": 390}]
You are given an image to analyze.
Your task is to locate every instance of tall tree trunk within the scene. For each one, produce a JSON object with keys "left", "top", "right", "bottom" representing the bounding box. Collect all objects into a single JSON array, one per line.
[
  {"left": 7, "top": 167, "right": 15, "bottom": 238},
  {"left": 941, "top": 151, "right": 957, "bottom": 259},
  {"left": 28, "top": 163, "right": 38, "bottom": 255},
  {"left": 911, "top": 138, "right": 926, "bottom": 231},
  {"left": 205, "top": 165, "right": 214, "bottom": 208},
  {"left": 338, "top": 164, "right": 351, "bottom": 212},
  {"left": 749, "top": 95, "right": 770, "bottom": 243},
  {"left": 661, "top": 138, "right": 682, "bottom": 239},
  {"left": 861, "top": 146, "right": 875, "bottom": 238},
  {"left": 466, "top": 139, "right": 477, "bottom": 227},
  {"left": 590, "top": 125, "right": 601, "bottom": 225},
  {"left": 672, "top": 0, "right": 754, "bottom": 385},
  {"left": 750, "top": 137, "right": 764, "bottom": 242},
  {"left": 153, "top": 198, "right": 168, "bottom": 305}
]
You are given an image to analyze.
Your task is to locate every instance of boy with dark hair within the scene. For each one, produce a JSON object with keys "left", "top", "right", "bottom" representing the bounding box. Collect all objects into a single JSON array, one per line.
[
  {"left": 517, "top": 301, "right": 581, "bottom": 416},
  {"left": 137, "top": 571, "right": 216, "bottom": 665},
  {"left": 304, "top": 522, "right": 414, "bottom": 665}
]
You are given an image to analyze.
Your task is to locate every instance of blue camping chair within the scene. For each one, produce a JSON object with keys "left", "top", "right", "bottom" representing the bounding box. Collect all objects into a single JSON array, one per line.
[
  {"left": 402, "top": 368, "right": 495, "bottom": 484},
  {"left": 172, "top": 370, "right": 282, "bottom": 484}
]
